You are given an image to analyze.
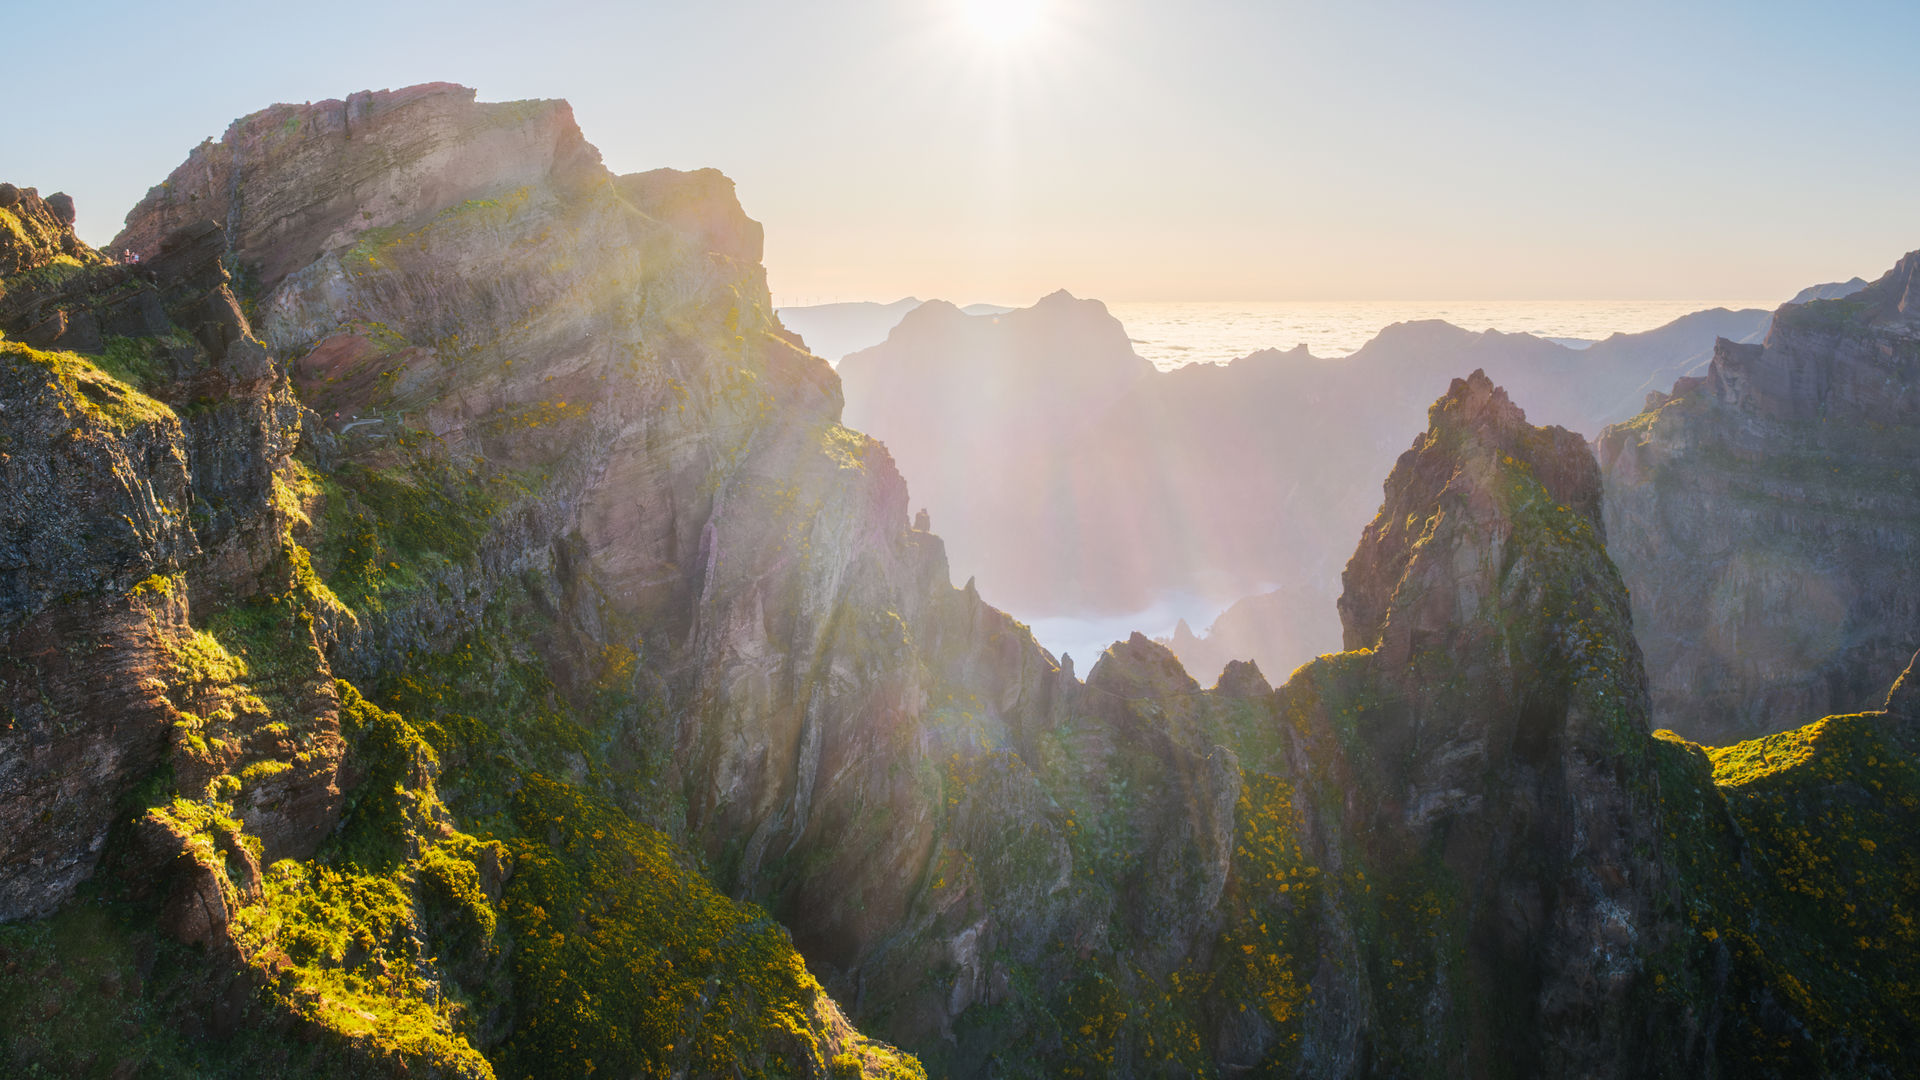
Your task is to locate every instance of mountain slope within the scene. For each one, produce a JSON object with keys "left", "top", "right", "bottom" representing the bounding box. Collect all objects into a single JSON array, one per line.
[
  {"left": 3, "top": 87, "right": 926, "bottom": 1079},
  {"left": 1600, "top": 250, "right": 1920, "bottom": 742}
]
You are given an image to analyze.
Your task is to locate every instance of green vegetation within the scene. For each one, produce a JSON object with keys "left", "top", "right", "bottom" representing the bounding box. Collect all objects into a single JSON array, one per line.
[
  {"left": 0, "top": 899, "right": 402, "bottom": 1079},
  {"left": 231, "top": 683, "right": 498, "bottom": 1078},
  {"left": 0, "top": 204, "right": 28, "bottom": 248},
  {"left": 88, "top": 334, "right": 181, "bottom": 395},
  {"left": 3, "top": 339, "right": 176, "bottom": 432},
  {"left": 496, "top": 775, "right": 921, "bottom": 1079},
  {"left": 1208, "top": 772, "right": 1316, "bottom": 1063},
  {"left": 1653, "top": 717, "right": 1920, "bottom": 1072},
  {"left": 4, "top": 252, "right": 88, "bottom": 292},
  {"left": 1777, "top": 296, "right": 1871, "bottom": 334},
  {"left": 22, "top": 426, "right": 919, "bottom": 1076},
  {"left": 310, "top": 455, "right": 511, "bottom": 612},
  {"left": 820, "top": 422, "right": 872, "bottom": 470}
]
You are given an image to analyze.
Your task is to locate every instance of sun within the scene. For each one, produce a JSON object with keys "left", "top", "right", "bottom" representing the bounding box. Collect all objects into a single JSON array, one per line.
[{"left": 956, "top": 0, "right": 1049, "bottom": 47}]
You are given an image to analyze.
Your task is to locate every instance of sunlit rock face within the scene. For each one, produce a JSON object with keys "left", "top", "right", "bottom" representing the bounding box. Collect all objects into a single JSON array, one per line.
[
  {"left": 1, "top": 186, "right": 343, "bottom": 921},
  {"left": 106, "top": 82, "right": 1091, "bottom": 1069},
  {"left": 0, "top": 87, "right": 940, "bottom": 1078},
  {"left": 114, "top": 84, "right": 606, "bottom": 291},
  {"left": 1600, "top": 250, "right": 1920, "bottom": 744}
]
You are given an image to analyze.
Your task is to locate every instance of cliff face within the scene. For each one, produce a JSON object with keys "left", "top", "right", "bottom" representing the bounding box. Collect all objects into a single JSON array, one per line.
[
  {"left": 114, "top": 84, "right": 605, "bottom": 291},
  {"left": 3, "top": 82, "right": 930, "bottom": 1079},
  {"left": 1600, "top": 251, "right": 1920, "bottom": 743},
  {"left": 4, "top": 84, "right": 1917, "bottom": 1080},
  {"left": 1, "top": 187, "right": 324, "bottom": 921}
]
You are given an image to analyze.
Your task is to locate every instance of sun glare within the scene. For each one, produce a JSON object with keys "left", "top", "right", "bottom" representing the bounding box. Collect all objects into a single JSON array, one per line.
[{"left": 957, "top": 0, "right": 1048, "bottom": 46}]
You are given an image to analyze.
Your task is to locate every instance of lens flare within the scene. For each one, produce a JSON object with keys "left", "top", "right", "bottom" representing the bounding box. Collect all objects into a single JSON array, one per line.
[{"left": 958, "top": 0, "right": 1047, "bottom": 45}]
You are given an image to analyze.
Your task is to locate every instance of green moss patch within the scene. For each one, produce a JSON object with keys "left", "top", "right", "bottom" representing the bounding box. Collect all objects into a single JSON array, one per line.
[{"left": 3, "top": 339, "right": 176, "bottom": 432}]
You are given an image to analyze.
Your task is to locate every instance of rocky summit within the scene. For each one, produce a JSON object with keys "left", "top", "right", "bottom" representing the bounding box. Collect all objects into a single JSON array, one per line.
[
  {"left": 2, "top": 84, "right": 1917, "bottom": 1079},
  {"left": 1600, "top": 250, "right": 1920, "bottom": 744}
]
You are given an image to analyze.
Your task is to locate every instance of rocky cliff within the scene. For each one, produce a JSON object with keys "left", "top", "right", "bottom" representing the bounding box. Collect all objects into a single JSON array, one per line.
[
  {"left": 2, "top": 84, "right": 1916, "bottom": 1080},
  {"left": 1600, "top": 250, "right": 1920, "bottom": 743},
  {"left": 2, "top": 86, "right": 926, "bottom": 1079}
]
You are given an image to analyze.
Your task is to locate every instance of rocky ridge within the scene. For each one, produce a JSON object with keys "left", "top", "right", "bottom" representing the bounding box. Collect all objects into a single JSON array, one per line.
[{"left": 0, "top": 84, "right": 1915, "bottom": 1079}]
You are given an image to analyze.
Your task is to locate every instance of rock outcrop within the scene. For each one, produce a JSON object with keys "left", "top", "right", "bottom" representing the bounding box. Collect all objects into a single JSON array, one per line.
[
  {"left": 1600, "top": 250, "right": 1920, "bottom": 743},
  {"left": 1267, "top": 371, "right": 1676, "bottom": 1074},
  {"left": 0, "top": 185, "right": 332, "bottom": 920}
]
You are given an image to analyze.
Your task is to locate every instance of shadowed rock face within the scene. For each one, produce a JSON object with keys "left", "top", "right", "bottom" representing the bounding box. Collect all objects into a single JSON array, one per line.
[
  {"left": 1275, "top": 370, "right": 1675, "bottom": 1075},
  {"left": 1600, "top": 250, "right": 1920, "bottom": 743}
]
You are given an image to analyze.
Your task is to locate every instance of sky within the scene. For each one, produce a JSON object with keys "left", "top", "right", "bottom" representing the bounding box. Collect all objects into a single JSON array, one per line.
[{"left": 7, "top": 0, "right": 1918, "bottom": 306}]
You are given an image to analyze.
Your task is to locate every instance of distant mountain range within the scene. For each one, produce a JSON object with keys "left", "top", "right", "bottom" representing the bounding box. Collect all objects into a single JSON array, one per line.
[
  {"left": 837, "top": 290, "right": 1773, "bottom": 679},
  {"left": 776, "top": 296, "right": 1013, "bottom": 362}
]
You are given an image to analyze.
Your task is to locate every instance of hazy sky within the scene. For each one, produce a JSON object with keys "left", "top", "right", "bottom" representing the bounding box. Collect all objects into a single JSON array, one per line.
[{"left": 8, "top": 1, "right": 1917, "bottom": 305}]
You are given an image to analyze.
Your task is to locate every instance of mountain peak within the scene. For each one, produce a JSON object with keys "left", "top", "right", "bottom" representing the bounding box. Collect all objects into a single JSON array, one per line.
[
  {"left": 112, "top": 83, "right": 606, "bottom": 288},
  {"left": 1429, "top": 367, "right": 1529, "bottom": 439},
  {"left": 1342, "top": 369, "right": 1605, "bottom": 655},
  {"left": 1086, "top": 630, "right": 1199, "bottom": 698}
]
